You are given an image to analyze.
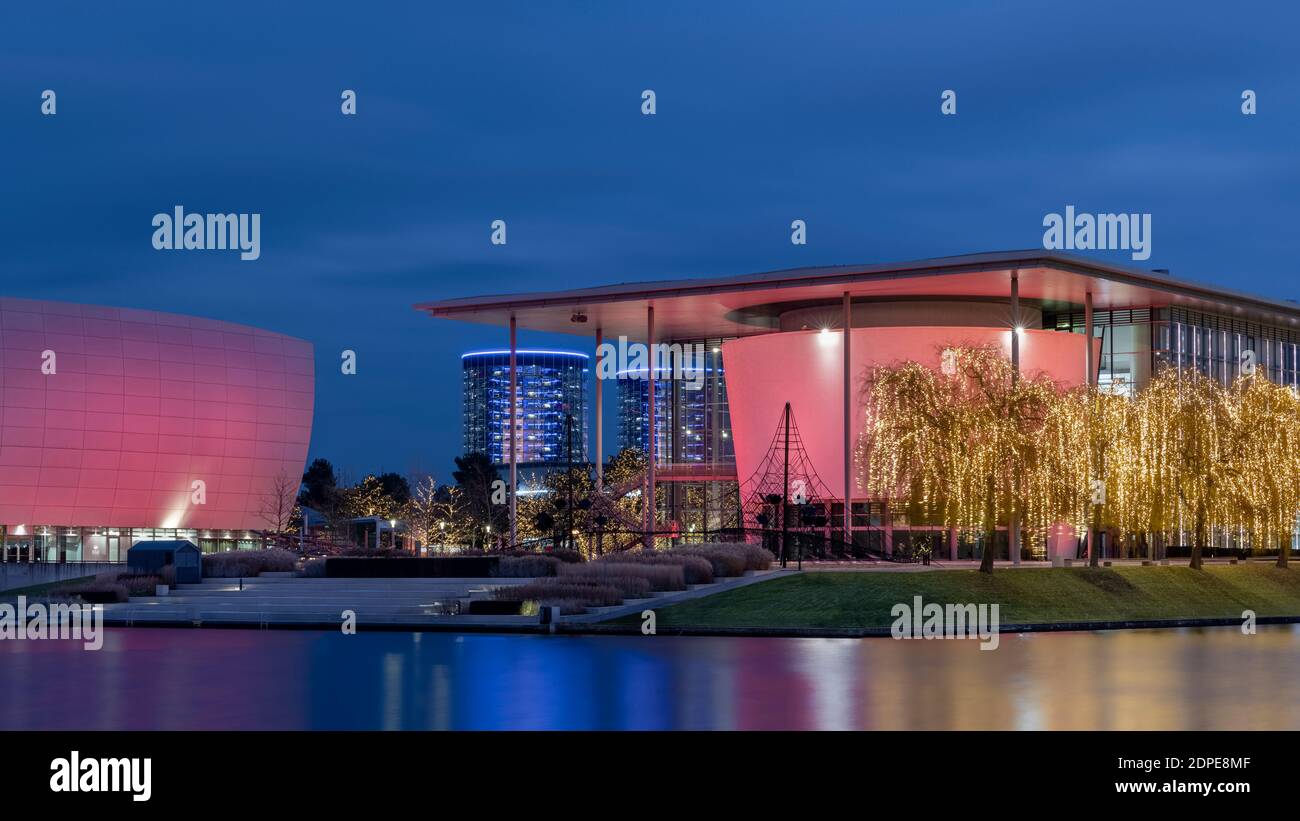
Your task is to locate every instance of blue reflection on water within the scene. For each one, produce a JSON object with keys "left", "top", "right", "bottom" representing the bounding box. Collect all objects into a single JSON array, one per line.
[{"left": 3, "top": 625, "right": 1300, "bottom": 730}]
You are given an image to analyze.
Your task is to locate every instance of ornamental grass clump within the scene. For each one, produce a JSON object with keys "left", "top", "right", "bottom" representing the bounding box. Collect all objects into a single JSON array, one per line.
[
  {"left": 115, "top": 573, "right": 163, "bottom": 597},
  {"left": 496, "top": 555, "right": 562, "bottom": 578},
  {"left": 202, "top": 548, "right": 298, "bottom": 577},
  {"left": 50, "top": 572, "right": 129, "bottom": 603},
  {"left": 685, "top": 542, "right": 774, "bottom": 571},
  {"left": 493, "top": 580, "right": 626, "bottom": 608},
  {"left": 560, "top": 561, "right": 686, "bottom": 592},
  {"left": 732, "top": 543, "right": 775, "bottom": 571},
  {"left": 668, "top": 545, "right": 748, "bottom": 578},
  {"left": 595, "top": 551, "right": 715, "bottom": 585}
]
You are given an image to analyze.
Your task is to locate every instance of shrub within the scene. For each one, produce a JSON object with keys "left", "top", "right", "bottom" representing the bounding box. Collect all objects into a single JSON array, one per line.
[
  {"left": 546, "top": 549, "right": 586, "bottom": 564},
  {"left": 50, "top": 574, "right": 129, "bottom": 603},
  {"left": 664, "top": 554, "right": 715, "bottom": 584},
  {"left": 564, "top": 574, "right": 650, "bottom": 599},
  {"left": 202, "top": 548, "right": 298, "bottom": 577},
  {"left": 595, "top": 552, "right": 714, "bottom": 585},
  {"left": 561, "top": 561, "right": 685, "bottom": 592},
  {"left": 340, "top": 546, "right": 401, "bottom": 558},
  {"left": 492, "top": 580, "right": 625, "bottom": 608},
  {"left": 299, "top": 558, "right": 327, "bottom": 578},
  {"left": 669, "top": 546, "right": 747, "bottom": 577},
  {"left": 727, "top": 543, "right": 774, "bottom": 571},
  {"left": 496, "top": 555, "right": 562, "bottom": 578},
  {"left": 674, "top": 543, "right": 773, "bottom": 573},
  {"left": 115, "top": 573, "right": 162, "bottom": 596}
]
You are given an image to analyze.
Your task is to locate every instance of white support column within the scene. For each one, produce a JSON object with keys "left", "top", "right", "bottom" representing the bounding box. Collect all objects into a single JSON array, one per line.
[
  {"left": 509, "top": 315, "right": 518, "bottom": 549},
  {"left": 595, "top": 326, "right": 604, "bottom": 492},
  {"left": 1084, "top": 291, "right": 1095, "bottom": 564},
  {"left": 646, "top": 306, "right": 656, "bottom": 549},
  {"left": 1084, "top": 291, "right": 1094, "bottom": 386},
  {"left": 1010, "top": 271, "right": 1020, "bottom": 381},
  {"left": 842, "top": 291, "right": 852, "bottom": 548},
  {"left": 1010, "top": 270, "right": 1021, "bottom": 566}
]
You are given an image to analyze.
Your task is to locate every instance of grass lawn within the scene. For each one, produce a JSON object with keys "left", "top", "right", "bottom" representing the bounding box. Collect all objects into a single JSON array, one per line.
[{"left": 626, "top": 564, "right": 1300, "bottom": 629}]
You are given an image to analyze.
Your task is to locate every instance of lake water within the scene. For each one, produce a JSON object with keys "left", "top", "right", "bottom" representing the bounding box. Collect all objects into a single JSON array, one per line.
[{"left": 2, "top": 625, "right": 1295, "bottom": 730}]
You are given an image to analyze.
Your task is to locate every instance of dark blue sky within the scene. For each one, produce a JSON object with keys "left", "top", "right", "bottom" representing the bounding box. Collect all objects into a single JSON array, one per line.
[{"left": 3, "top": 1, "right": 1298, "bottom": 479}]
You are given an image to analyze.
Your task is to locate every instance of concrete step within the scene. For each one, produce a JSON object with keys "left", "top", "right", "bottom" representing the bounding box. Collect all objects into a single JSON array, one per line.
[{"left": 187, "top": 576, "right": 527, "bottom": 586}]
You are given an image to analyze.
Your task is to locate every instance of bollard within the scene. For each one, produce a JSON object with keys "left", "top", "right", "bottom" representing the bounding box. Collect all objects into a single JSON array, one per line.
[{"left": 538, "top": 605, "right": 561, "bottom": 634}]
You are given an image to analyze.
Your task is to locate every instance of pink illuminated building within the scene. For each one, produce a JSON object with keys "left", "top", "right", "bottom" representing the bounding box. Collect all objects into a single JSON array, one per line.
[
  {"left": 0, "top": 298, "right": 314, "bottom": 562},
  {"left": 420, "top": 251, "right": 1300, "bottom": 561}
]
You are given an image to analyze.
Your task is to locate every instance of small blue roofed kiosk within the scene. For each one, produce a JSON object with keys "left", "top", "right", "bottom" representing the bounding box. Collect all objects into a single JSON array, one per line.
[{"left": 127, "top": 540, "right": 202, "bottom": 584}]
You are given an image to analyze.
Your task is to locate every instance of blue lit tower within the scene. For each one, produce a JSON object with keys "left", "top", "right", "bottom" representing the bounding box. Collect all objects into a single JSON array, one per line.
[
  {"left": 462, "top": 350, "right": 588, "bottom": 471},
  {"left": 615, "top": 344, "right": 733, "bottom": 468}
]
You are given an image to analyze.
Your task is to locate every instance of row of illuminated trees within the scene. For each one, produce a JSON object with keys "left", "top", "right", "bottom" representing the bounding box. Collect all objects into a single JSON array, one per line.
[
  {"left": 860, "top": 345, "right": 1300, "bottom": 573},
  {"left": 282, "top": 449, "right": 656, "bottom": 554}
]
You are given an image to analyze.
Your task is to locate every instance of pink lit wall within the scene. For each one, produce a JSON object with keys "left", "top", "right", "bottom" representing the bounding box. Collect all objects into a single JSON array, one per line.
[
  {"left": 723, "top": 326, "right": 1096, "bottom": 501},
  {"left": 0, "top": 298, "right": 314, "bottom": 530}
]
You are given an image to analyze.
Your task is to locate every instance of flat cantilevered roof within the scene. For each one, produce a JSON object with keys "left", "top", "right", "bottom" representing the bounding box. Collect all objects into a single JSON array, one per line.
[{"left": 416, "top": 250, "right": 1300, "bottom": 341}]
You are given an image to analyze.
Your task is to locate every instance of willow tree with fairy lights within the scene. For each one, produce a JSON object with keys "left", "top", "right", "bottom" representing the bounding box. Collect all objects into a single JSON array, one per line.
[
  {"left": 1147, "top": 371, "right": 1235, "bottom": 569},
  {"left": 862, "top": 345, "right": 1057, "bottom": 574},
  {"left": 863, "top": 346, "right": 1300, "bottom": 571},
  {"left": 1222, "top": 374, "right": 1300, "bottom": 567},
  {"left": 1084, "top": 387, "right": 1142, "bottom": 565}
]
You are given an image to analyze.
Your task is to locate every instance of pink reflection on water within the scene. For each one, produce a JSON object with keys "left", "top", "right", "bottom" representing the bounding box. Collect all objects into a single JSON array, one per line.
[{"left": 3, "top": 626, "right": 1300, "bottom": 730}]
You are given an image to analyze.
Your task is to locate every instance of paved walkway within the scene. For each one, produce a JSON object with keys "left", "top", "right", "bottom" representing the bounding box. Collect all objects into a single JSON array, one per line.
[
  {"left": 96, "top": 570, "right": 800, "bottom": 631},
  {"left": 101, "top": 576, "right": 539, "bottom": 629}
]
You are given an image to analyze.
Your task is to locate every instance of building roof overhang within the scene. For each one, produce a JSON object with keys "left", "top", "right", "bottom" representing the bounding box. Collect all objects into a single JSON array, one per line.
[{"left": 415, "top": 250, "right": 1300, "bottom": 341}]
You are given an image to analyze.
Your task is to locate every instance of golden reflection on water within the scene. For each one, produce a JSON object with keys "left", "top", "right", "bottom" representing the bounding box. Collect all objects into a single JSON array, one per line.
[
  {"left": 824, "top": 626, "right": 1300, "bottom": 730},
  {"left": 4, "top": 626, "right": 1298, "bottom": 729}
]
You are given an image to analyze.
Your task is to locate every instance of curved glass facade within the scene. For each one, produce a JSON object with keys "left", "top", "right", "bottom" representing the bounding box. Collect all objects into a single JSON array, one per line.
[
  {"left": 615, "top": 339, "right": 733, "bottom": 469},
  {"left": 462, "top": 350, "right": 588, "bottom": 467}
]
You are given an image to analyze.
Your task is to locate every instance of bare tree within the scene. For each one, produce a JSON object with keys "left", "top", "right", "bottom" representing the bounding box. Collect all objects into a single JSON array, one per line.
[
  {"left": 406, "top": 473, "right": 454, "bottom": 552},
  {"left": 258, "top": 470, "right": 301, "bottom": 545}
]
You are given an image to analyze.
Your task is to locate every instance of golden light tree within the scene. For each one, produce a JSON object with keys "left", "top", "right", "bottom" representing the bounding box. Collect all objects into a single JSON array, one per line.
[
  {"left": 863, "top": 346, "right": 1300, "bottom": 571},
  {"left": 862, "top": 345, "right": 1056, "bottom": 573},
  {"left": 1084, "top": 387, "right": 1142, "bottom": 565},
  {"left": 1152, "top": 371, "right": 1234, "bottom": 569},
  {"left": 1222, "top": 374, "right": 1300, "bottom": 567}
]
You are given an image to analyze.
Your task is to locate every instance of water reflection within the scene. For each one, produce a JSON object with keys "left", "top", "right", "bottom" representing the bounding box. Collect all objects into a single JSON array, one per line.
[{"left": 1, "top": 625, "right": 1296, "bottom": 730}]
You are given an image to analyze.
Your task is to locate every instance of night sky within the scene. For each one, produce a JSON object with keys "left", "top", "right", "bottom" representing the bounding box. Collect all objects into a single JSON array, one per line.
[{"left": 3, "top": 1, "right": 1298, "bottom": 480}]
